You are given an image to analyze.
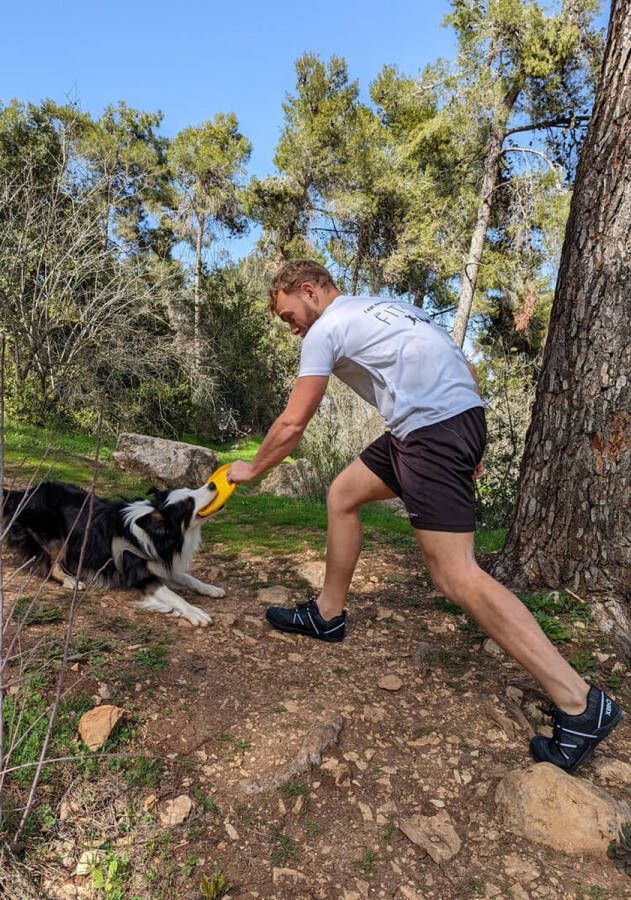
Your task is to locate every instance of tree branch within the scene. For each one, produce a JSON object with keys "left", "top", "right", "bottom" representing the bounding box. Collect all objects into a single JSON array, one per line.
[{"left": 504, "top": 115, "right": 590, "bottom": 137}]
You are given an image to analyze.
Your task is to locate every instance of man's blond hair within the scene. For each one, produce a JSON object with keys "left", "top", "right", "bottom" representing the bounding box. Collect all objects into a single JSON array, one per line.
[{"left": 268, "top": 259, "right": 337, "bottom": 313}]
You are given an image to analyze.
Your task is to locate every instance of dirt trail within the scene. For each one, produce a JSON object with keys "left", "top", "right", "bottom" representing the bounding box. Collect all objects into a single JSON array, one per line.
[{"left": 3, "top": 544, "right": 631, "bottom": 899}]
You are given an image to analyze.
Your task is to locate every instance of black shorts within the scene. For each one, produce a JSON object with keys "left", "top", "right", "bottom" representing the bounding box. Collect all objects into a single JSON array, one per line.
[{"left": 359, "top": 406, "right": 487, "bottom": 533}]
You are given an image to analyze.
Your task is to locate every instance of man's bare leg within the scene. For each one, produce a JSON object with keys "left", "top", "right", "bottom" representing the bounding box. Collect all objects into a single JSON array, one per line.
[
  {"left": 316, "top": 458, "right": 395, "bottom": 621},
  {"left": 416, "top": 529, "right": 589, "bottom": 714}
]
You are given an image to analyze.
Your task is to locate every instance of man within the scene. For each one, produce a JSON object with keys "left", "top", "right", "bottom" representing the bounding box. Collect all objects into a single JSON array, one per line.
[{"left": 228, "top": 259, "right": 622, "bottom": 773}]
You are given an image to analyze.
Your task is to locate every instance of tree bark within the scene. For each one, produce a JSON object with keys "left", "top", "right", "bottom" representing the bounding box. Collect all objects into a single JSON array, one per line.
[
  {"left": 491, "top": 0, "right": 630, "bottom": 637},
  {"left": 193, "top": 215, "right": 204, "bottom": 377},
  {"left": 452, "top": 83, "right": 520, "bottom": 347}
]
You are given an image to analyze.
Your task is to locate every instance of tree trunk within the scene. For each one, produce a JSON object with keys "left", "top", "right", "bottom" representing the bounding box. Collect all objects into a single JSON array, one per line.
[
  {"left": 490, "top": 0, "right": 630, "bottom": 645},
  {"left": 193, "top": 216, "right": 204, "bottom": 376},
  {"left": 452, "top": 84, "right": 520, "bottom": 347}
]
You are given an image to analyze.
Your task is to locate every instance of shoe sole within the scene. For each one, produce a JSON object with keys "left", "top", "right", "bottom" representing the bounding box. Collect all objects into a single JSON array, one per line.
[{"left": 265, "top": 614, "right": 345, "bottom": 643}]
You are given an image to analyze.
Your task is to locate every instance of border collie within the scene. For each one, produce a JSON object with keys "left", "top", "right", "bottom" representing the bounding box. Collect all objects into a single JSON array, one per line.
[{"left": 1, "top": 480, "right": 225, "bottom": 626}]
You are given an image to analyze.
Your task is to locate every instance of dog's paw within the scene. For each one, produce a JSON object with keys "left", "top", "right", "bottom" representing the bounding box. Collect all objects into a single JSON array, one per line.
[
  {"left": 184, "top": 604, "right": 213, "bottom": 627},
  {"left": 197, "top": 584, "right": 226, "bottom": 599},
  {"left": 63, "top": 577, "right": 86, "bottom": 591}
]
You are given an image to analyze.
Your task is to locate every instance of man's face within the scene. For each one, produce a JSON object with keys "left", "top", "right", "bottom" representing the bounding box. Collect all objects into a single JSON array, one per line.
[{"left": 275, "top": 284, "right": 320, "bottom": 337}]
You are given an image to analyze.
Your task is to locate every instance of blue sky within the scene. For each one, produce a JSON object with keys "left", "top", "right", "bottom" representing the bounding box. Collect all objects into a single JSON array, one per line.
[
  {"left": 2, "top": 0, "right": 609, "bottom": 262},
  {"left": 2, "top": 0, "right": 459, "bottom": 179}
]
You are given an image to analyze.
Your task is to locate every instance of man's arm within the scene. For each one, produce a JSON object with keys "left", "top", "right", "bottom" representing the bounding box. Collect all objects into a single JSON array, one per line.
[{"left": 228, "top": 376, "right": 329, "bottom": 483}]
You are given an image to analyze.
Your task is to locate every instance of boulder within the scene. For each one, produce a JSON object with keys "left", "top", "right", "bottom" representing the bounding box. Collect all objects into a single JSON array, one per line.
[
  {"left": 495, "top": 762, "right": 631, "bottom": 854},
  {"left": 113, "top": 433, "right": 217, "bottom": 488},
  {"left": 257, "top": 459, "right": 316, "bottom": 498}
]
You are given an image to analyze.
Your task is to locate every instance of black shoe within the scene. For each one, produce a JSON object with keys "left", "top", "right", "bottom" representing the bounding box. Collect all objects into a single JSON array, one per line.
[
  {"left": 530, "top": 685, "right": 623, "bottom": 773},
  {"left": 265, "top": 599, "right": 346, "bottom": 643}
]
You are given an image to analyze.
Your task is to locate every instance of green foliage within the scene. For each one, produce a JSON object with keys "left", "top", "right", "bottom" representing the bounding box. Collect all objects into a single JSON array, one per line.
[
  {"left": 91, "top": 851, "right": 131, "bottom": 899},
  {"left": 517, "top": 589, "right": 582, "bottom": 642},
  {"left": 197, "top": 265, "right": 297, "bottom": 439},
  {"left": 199, "top": 868, "right": 230, "bottom": 899},
  {"left": 133, "top": 646, "right": 168, "bottom": 671},
  {"left": 279, "top": 780, "right": 309, "bottom": 798},
  {"left": 12, "top": 597, "right": 64, "bottom": 625}
]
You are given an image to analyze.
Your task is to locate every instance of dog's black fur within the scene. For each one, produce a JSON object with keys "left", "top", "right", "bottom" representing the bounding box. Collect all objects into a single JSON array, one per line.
[{"left": 1, "top": 479, "right": 222, "bottom": 625}]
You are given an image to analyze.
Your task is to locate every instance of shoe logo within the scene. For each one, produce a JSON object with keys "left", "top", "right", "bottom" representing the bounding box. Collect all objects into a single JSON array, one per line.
[{"left": 605, "top": 699, "right": 612, "bottom": 716}]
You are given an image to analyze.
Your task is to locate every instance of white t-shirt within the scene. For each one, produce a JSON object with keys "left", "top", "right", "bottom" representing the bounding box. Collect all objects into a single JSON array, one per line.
[{"left": 298, "top": 295, "right": 483, "bottom": 439}]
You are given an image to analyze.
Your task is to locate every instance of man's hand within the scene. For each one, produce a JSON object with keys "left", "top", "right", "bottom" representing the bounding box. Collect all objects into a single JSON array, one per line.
[
  {"left": 228, "top": 460, "right": 256, "bottom": 484},
  {"left": 473, "top": 460, "right": 485, "bottom": 480}
]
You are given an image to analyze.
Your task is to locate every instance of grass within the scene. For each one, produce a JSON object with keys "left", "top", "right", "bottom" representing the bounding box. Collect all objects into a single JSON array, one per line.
[{"left": 3, "top": 418, "right": 507, "bottom": 558}]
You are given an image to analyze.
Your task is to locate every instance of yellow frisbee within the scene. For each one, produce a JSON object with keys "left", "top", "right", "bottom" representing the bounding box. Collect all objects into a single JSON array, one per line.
[{"left": 198, "top": 463, "right": 237, "bottom": 518}]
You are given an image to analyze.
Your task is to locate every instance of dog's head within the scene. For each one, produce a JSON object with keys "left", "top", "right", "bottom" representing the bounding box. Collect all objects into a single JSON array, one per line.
[
  {"left": 147, "top": 483, "right": 220, "bottom": 527},
  {"left": 122, "top": 483, "right": 219, "bottom": 563}
]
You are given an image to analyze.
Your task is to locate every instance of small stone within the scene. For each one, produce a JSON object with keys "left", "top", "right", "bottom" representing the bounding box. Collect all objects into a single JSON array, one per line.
[
  {"left": 97, "top": 683, "right": 112, "bottom": 701},
  {"left": 158, "top": 794, "right": 192, "bottom": 826},
  {"left": 256, "top": 585, "right": 293, "bottom": 604},
  {"left": 299, "top": 560, "right": 326, "bottom": 588},
  {"left": 376, "top": 607, "right": 394, "bottom": 621},
  {"left": 378, "top": 674, "right": 403, "bottom": 692},
  {"left": 225, "top": 822, "right": 239, "bottom": 841},
  {"left": 399, "top": 887, "right": 424, "bottom": 900},
  {"left": 509, "top": 886, "right": 530, "bottom": 900},
  {"left": 503, "top": 852, "right": 539, "bottom": 883},
  {"left": 75, "top": 849, "right": 102, "bottom": 876},
  {"left": 143, "top": 793, "right": 157, "bottom": 812},
  {"left": 78, "top": 705, "right": 125, "bottom": 751},
  {"left": 483, "top": 639, "right": 504, "bottom": 657},
  {"left": 505, "top": 686, "right": 523, "bottom": 703},
  {"left": 358, "top": 801, "right": 373, "bottom": 822},
  {"left": 272, "top": 867, "right": 308, "bottom": 884},
  {"left": 399, "top": 810, "right": 461, "bottom": 862}
]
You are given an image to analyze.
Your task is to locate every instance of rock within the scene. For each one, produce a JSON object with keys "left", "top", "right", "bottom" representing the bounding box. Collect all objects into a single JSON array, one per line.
[
  {"left": 272, "top": 867, "right": 309, "bottom": 884},
  {"left": 376, "top": 607, "right": 394, "bottom": 621},
  {"left": 495, "top": 763, "right": 631, "bottom": 854},
  {"left": 505, "top": 686, "right": 523, "bottom": 703},
  {"left": 75, "top": 849, "right": 102, "bottom": 876},
  {"left": 502, "top": 852, "right": 539, "bottom": 883},
  {"left": 158, "top": 794, "right": 192, "bottom": 826},
  {"left": 590, "top": 756, "right": 631, "bottom": 784},
  {"left": 225, "top": 822, "right": 239, "bottom": 841},
  {"left": 300, "top": 560, "right": 326, "bottom": 589},
  {"left": 399, "top": 809, "right": 461, "bottom": 862},
  {"left": 78, "top": 705, "right": 125, "bottom": 751},
  {"left": 258, "top": 459, "right": 316, "bottom": 498},
  {"left": 483, "top": 638, "right": 504, "bottom": 657},
  {"left": 358, "top": 802, "right": 373, "bottom": 822},
  {"left": 256, "top": 585, "right": 293, "bottom": 604},
  {"left": 113, "top": 432, "right": 217, "bottom": 488},
  {"left": 97, "top": 683, "right": 112, "bottom": 701},
  {"left": 215, "top": 613, "right": 237, "bottom": 627},
  {"left": 143, "top": 794, "right": 157, "bottom": 812},
  {"left": 399, "top": 887, "right": 425, "bottom": 900},
  {"left": 509, "top": 886, "right": 530, "bottom": 900},
  {"left": 378, "top": 674, "right": 403, "bottom": 692}
]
